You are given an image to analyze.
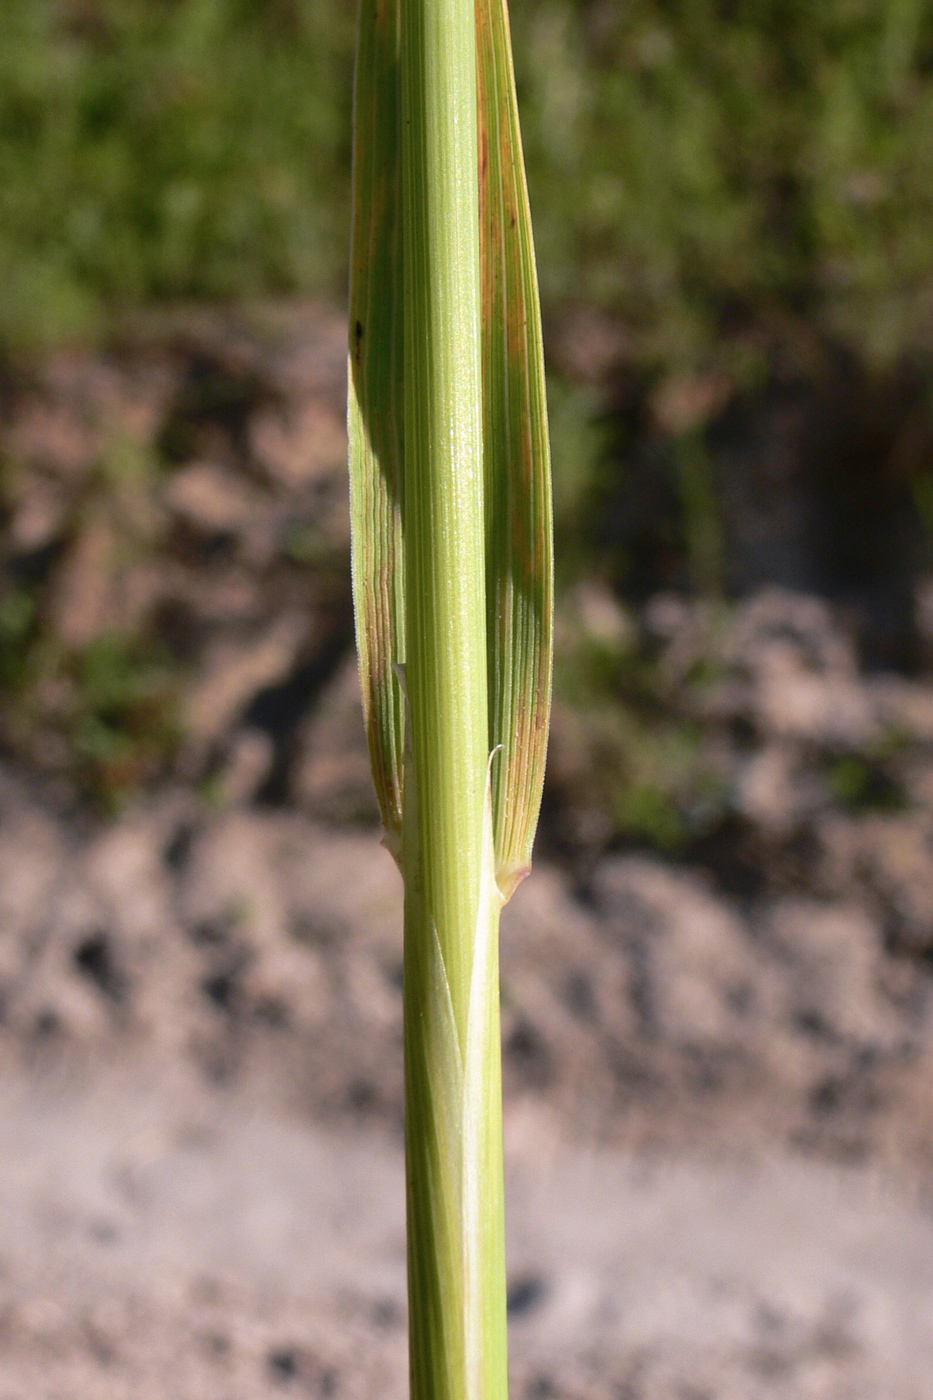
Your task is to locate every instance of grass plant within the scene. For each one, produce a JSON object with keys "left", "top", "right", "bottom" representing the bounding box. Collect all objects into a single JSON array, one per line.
[{"left": 348, "top": 0, "right": 552, "bottom": 1395}]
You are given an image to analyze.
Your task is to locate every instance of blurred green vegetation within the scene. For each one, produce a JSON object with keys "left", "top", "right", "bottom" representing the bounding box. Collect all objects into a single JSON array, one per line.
[
  {"left": 1, "top": 0, "right": 933, "bottom": 372},
  {"left": 550, "top": 583, "right": 730, "bottom": 851},
  {"left": 0, "top": 0, "right": 355, "bottom": 344},
  {"left": 521, "top": 0, "right": 933, "bottom": 372},
  {"left": 0, "top": 586, "right": 179, "bottom": 807},
  {"left": 0, "top": 422, "right": 182, "bottom": 804}
]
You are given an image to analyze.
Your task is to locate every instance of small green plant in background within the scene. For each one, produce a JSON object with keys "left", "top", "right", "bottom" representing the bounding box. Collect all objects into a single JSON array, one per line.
[
  {"left": 0, "top": 431, "right": 180, "bottom": 807},
  {"left": 826, "top": 732, "right": 910, "bottom": 815},
  {"left": 0, "top": 615, "right": 179, "bottom": 809},
  {"left": 348, "top": 0, "right": 552, "bottom": 1394},
  {"left": 69, "top": 633, "right": 179, "bottom": 805},
  {"left": 551, "top": 587, "right": 728, "bottom": 853}
]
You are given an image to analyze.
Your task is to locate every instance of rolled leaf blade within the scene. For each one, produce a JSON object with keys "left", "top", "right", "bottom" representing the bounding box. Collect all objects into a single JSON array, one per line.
[
  {"left": 348, "top": 0, "right": 406, "bottom": 858},
  {"left": 476, "top": 0, "right": 554, "bottom": 901}
]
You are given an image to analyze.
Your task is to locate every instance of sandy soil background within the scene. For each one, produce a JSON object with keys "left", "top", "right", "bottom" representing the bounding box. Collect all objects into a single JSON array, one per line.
[{"left": 0, "top": 762, "right": 932, "bottom": 1398}]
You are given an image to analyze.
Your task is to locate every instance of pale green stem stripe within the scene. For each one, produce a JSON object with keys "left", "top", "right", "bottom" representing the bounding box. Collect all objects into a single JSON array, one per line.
[
  {"left": 400, "top": 0, "right": 487, "bottom": 1028},
  {"left": 399, "top": 0, "right": 508, "bottom": 1396}
]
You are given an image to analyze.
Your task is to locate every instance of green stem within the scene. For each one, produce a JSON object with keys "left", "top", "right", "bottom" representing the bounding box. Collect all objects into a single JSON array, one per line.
[{"left": 399, "top": 0, "right": 508, "bottom": 1395}]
